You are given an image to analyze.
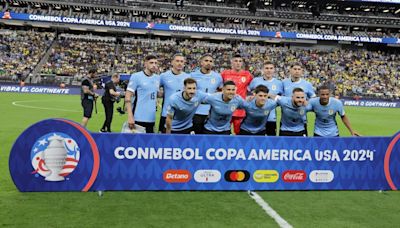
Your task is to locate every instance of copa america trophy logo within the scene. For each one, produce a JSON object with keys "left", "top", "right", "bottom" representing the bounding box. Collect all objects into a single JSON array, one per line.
[{"left": 31, "top": 132, "right": 80, "bottom": 181}]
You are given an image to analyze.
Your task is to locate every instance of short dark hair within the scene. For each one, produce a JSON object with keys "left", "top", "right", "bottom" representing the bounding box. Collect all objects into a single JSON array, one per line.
[
  {"left": 223, "top": 80, "right": 236, "bottom": 87},
  {"left": 264, "top": 61, "right": 274, "bottom": 66},
  {"left": 200, "top": 53, "right": 213, "bottom": 60},
  {"left": 292, "top": 87, "right": 304, "bottom": 93},
  {"left": 144, "top": 55, "right": 158, "bottom": 62},
  {"left": 318, "top": 85, "right": 331, "bottom": 92},
  {"left": 232, "top": 53, "right": 242, "bottom": 59},
  {"left": 290, "top": 62, "right": 303, "bottom": 68},
  {"left": 254, "top": 85, "right": 269, "bottom": 94},
  {"left": 172, "top": 53, "right": 185, "bottom": 60},
  {"left": 184, "top": 78, "right": 197, "bottom": 86},
  {"left": 88, "top": 68, "right": 97, "bottom": 74}
]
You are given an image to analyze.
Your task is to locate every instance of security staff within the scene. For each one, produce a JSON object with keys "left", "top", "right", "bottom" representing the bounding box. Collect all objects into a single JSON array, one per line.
[
  {"left": 100, "top": 73, "right": 121, "bottom": 132},
  {"left": 80, "top": 68, "right": 98, "bottom": 127}
]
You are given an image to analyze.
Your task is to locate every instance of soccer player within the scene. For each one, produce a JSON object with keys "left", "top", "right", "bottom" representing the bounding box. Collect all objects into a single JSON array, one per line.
[
  {"left": 240, "top": 85, "right": 277, "bottom": 135},
  {"left": 277, "top": 88, "right": 309, "bottom": 136},
  {"left": 100, "top": 73, "right": 121, "bottom": 132},
  {"left": 248, "top": 61, "right": 283, "bottom": 135},
  {"left": 203, "top": 81, "right": 246, "bottom": 135},
  {"left": 221, "top": 54, "right": 253, "bottom": 135},
  {"left": 125, "top": 55, "right": 160, "bottom": 133},
  {"left": 159, "top": 53, "right": 190, "bottom": 133},
  {"left": 190, "top": 54, "right": 223, "bottom": 134},
  {"left": 165, "top": 78, "right": 208, "bottom": 134},
  {"left": 308, "top": 85, "right": 360, "bottom": 137},
  {"left": 282, "top": 62, "right": 316, "bottom": 98},
  {"left": 80, "top": 68, "right": 98, "bottom": 127}
]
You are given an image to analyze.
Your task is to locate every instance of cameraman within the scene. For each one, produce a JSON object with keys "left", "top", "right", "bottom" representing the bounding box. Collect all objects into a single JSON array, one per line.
[
  {"left": 100, "top": 73, "right": 121, "bottom": 132},
  {"left": 80, "top": 68, "right": 98, "bottom": 128}
]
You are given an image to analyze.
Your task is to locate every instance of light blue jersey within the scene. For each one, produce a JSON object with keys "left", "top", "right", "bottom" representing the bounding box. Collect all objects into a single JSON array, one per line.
[
  {"left": 204, "top": 94, "right": 246, "bottom": 132},
  {"left": 309, "top": 97, "right": 345, "bottom": 136},
  {"left": 167, "top": 91, "right": 208, "bottom": 131},
  {"left": 277, "top": 96, "right": 308, "bottom": 132},
  {"left": 160, "top": 70, "right": 190, "bottom": 117},
  {"left": 282, "top": 78, "right": 316, "bottom": 99},
  {"left": 190, "top": 69, "right": 223, "bottom": 115},
  {"left": 241, "top": 99, "right": 278, "bottom": 134},
  {"left": 127, "top": 71, "right": 160, "bottom": 122},
  {"left": 249, "top": 77, "right": 283, "bottom": 122}
]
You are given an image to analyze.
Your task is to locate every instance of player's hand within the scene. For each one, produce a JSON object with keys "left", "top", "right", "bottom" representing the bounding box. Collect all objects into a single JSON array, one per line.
[
  {"left": 246, "top": 95, "right": 255, "bottom": 101},
  {"left": 303, "top": 100, "right": 309, "bottom": 106},
  {"left": 352, "top": 131, "right": 361, "bottom": 136},
  {"left": 94, "top": 93, "right": 99, "bottom": 98},
  {"left": 128, "top": 117, "right": 135, "bottom": 129}
]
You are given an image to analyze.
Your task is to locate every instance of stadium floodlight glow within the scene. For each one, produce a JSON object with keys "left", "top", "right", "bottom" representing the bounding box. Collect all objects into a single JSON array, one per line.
[
  {"left": 180, "top": 15, "right": 186, "bottom": 19},
  {"left": 320, "top": 25, "right": 326, "bottom": 28},
  {"left": 345, "top": 7, "right": 352, "bottom": 11},
  {"left": 35, "top": 4, "right": 41, "bottom": 8},
  {"left": 395, "top": 8, "right": 400, "bottom": 14},
  {"left": 281, "top": 3, "right": 286, "bottom": 6},
  {"left": 298, "top": 4, "right": 305, "bottom": 8},
  {"left": 234, "top": 19, "right": 240, "bottom": 22},
  {"left": 286, "top": 23, "right": 291, "bottom": 26},
  {"left": 337, "top": 26, "right": 343, "bottom": 29},
  {"left": 264, "top": 2, "right": 270, "bottom": 5},
  {"left": 353, "top": 27, "right": 359, "bottom": 30},
  {"left": 75, "top": 7, "right": 81, "bottom": 11},
  {"left": 95, "top": 9, "right": 101, "bottom": 13},
  {"left": 376, "top": 28, "right": 382, "bottom": 31},
  {"left": 269, "top": 21, "right": 275, "bottom": 25},
  {"left": 216, "top": 0, "right": 223, "bottom": 2},
  {"left": 383, "top": 9, "right": 389, "bottom": 13},
  {"left": 55, "top": 5, "right": 61, "bottom": 10},
  {"left": 363, "top": 8, "right": 371, "bottom": 12},
  {"left": 326, "top": 6, "right": 333, "bottom": 10},
  {"left": 251, "top": 20, "right": 257, "bottom": 24},
  {"left": 114, "top": 11, "right": 120, "bottom": 14}
]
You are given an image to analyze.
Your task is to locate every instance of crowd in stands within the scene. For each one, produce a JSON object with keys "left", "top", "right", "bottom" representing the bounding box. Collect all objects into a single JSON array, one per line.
[
  {"left": 41, "top": 34, "right": 116, "bottom": 80},
  {"left": 0, "top": 28, "right": 398, "bottom": 100},
  {"left": 0, "top": 29, "right": 55, "bottom": 82},
  {"left": 4, "top": 4, "right": 400, "bottom": 38}
]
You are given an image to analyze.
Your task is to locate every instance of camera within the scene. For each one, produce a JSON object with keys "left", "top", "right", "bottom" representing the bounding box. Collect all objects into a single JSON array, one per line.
[{"left": 115, "top": 80, "right": 129, "bottom": 114}]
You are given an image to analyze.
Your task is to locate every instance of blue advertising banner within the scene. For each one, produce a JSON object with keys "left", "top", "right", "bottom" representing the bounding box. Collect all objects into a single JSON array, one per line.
[
  {"left": 1, "top": 12, "right": 400, "bottom": 44},
  {"left": 341, "top": 99, "right": 400, "bottom": 108},
  {"left": 0, "top": 84, "right": 80, "bottom": 95},
  {"left": 9, "top": 119, "right": 400, "bottom": 192}
]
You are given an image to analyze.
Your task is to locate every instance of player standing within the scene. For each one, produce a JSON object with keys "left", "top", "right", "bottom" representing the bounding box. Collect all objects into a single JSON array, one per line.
[{"left": 221, "top": 54, "right": 253, "bottom": 134}]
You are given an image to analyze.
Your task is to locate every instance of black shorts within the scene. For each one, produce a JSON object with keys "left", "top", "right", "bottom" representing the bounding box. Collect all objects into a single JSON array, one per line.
[
  {"left": 171, "top": 127, "right": 193, "bottom": 135},
  {"left": 314, "top": 133, "right": 339, "bottom": 137},
  {"left": 81, "top": 99, "right": 94, "bottom": 118},
  {"left": 265, "top": 121, "right": 277, "bottom": 136},
  {"left": 192, "top": 114, "right": 208, "bottom": 134},
  {"left": 279, "top": 129, "right": 307, "bottom": 137},
  {"left": 159, "top": 116, "right": 166, "bottom": 133},
  {"left": 239, "top": 128, "right": 266, "bottom": 136},
  {"left": 135, "top": 121, "right": 155, "bottom": 133},
  {"left": 203, "top": 128, "right": 231, "bottom": 135}
]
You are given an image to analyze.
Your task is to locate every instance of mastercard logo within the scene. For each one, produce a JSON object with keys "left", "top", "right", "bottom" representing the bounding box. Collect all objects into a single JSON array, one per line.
[{"left": 224, "top": 170, "right": 250, "bottom": 182}]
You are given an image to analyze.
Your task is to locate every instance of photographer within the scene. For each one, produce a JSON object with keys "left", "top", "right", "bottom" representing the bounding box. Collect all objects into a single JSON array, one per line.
[
  {"left": 100, "top": 73, "right": 121, "bottom": 132},
  {"left": 80, "top": 68, "right": 98, "bottom": 128}
]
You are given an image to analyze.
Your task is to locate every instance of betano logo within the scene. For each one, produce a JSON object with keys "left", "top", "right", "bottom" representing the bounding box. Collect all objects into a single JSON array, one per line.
[
  {"left": 194, "top": 170, "right": 221, "bottom": 183},
  {"left": 282, "top": 170, "right": 307, "bottom": 183},
  {"left": 31, "top": 132, "right": 80, "bottom": 182},
  {"left": 224, "top": 170, "right": 250, "bottom": 182},
  {"left": 309, "top": 170, "right": 334, "bottom": 183},
  {"left": 253, "top": 170, "right": 279, "bottom": 183},
  {"left": 163, "top": 170, "right": 191, "bottom": 183}
]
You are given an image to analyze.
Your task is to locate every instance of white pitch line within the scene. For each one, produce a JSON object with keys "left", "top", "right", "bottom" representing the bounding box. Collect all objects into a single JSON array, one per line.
[
  {"left": 248, "top": 191, "right": 293, "bottom": 228},
  {"left": 12, "top": 100, "right": 81, "bottom": 113}
]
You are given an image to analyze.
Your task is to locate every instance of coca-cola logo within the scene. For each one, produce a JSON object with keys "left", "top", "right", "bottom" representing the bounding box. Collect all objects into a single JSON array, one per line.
[{"left": 282, "top": 170, "right": 307, "bottom": 183}]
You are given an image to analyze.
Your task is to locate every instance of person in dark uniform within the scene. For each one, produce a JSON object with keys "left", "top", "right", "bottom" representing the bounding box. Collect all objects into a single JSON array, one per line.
[
  {"left": 80, "top": 68, "right": 98, "bottom": 127},
  {"left": 100, "top": 73, "right": 121, "bottom": 132}
]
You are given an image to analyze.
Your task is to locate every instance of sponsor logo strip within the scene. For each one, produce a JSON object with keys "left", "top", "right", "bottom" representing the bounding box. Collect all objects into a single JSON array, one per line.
[
  {"left": 253, "top": 170, "right": 279, "bottom": 183},
  {"left": 163, "top": 170, "right": 191, "bottom": 183}
]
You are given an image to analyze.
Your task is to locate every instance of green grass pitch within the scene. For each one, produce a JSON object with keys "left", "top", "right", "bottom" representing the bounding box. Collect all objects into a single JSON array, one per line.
[{"left": 1, "top": 92, "right": 400, "bottom": 227}]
